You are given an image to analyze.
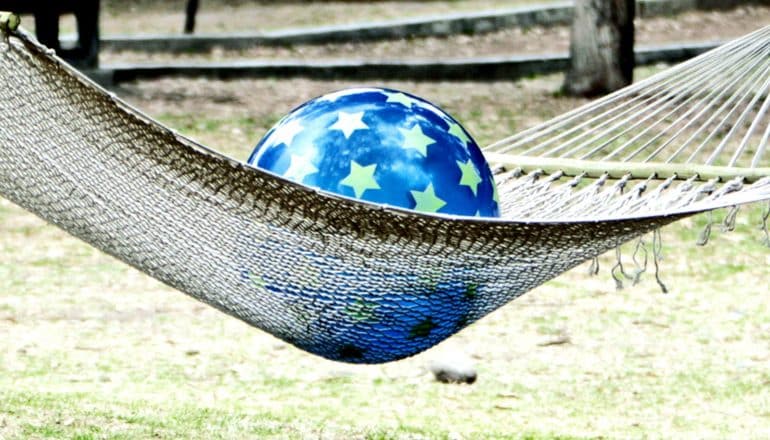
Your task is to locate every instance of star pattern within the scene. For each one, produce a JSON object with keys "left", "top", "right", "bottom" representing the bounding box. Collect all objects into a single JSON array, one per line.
[
  {"left": 270, "top": 118, "right": 304, "bottom": 147},
  {"left": 344, "top": 299, "right": 380, "bottom": 322},
  {"left": 411, "top": 183, "right": 446, "bottom": 213},
  {"left": 457, "top": 159, "right": 482, "bottom": 195},
  {"left": 384, "top": 90, "right": 448, "bottom": 117},
  {"left": 247, "top": 270, "right": 265, "bottom": 289},
  {"left": 385, "top": 91, "right": 421, "bottom": 108},
  {"left": 415, "top": 100, "right": 445, "bottom": 116},
  {"left": 464, "top": 283, "right": 479, "bottom": 299},
  {"left": 418, "top": 268, "right": 443, "bottom": 293},
  {"left": 330, "top": 111, "right": 369, "bottom": 139},
  {"left": 318, "top": 88, "right": 381, "bottom": 103},
  {"left": 246, "top": 87, "right": 504, "bottom": 362},
  {"left": 399, "top": 124, "right": 435, "bottom": 156},
  {"left": 297, "top": 263, "right": 324, "bottom": 289},
  {"left": 284, "top": 151, "right": 318, "bottom": 183},
  {"left": 252, "top": 87, "right": 499, "bottom": 224},
  {"left": 409, "top": 317, "right": 437, "bottom": 339},
  {"left": 340, "top": 161, "right": 381, "bottom": 198},
  {"left": 448, "top": 122, "right": 471, "bottom": 146}
]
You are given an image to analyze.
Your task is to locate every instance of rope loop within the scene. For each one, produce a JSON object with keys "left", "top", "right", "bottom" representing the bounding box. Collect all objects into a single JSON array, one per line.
[{"left": 0, "top": 12, "right": 20, "bottom": 34}]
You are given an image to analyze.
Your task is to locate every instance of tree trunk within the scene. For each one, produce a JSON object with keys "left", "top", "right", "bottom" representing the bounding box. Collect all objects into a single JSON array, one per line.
[
  {"left": 563, "top": 0, "right": 635, "bottom": 97},
  {"left": 185, "top": 0, "right": 199, "bottom": 34}
]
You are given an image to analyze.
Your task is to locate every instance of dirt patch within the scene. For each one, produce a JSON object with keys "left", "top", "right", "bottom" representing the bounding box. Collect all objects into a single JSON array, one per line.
[
  {"left": 99, "top": 6, "right": 770, "bottom": 64},
  {"left": 20, "top": 0, "right": 544, "bottom": 36}
]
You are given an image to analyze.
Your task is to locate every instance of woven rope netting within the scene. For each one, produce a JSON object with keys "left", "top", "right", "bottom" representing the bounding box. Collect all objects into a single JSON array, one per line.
[
  {"left": 487, "top": 24, "right": 770, "bottom": 220},
  {"left": 0, "top": 19, "right": 769, "bottom": 363}
]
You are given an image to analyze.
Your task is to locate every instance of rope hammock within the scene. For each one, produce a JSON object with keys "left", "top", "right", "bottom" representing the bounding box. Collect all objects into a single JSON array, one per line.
[{"left": 1, "top": 15, "right": 769, "bottom": 363}]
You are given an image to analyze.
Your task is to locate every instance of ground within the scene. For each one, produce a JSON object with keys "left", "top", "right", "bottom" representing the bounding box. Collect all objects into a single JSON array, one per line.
[
  {"left": 98, "top": 5, "right": 770, "bottom": 63},
  {"left": 22, "top": 0, "right": 550, "bottom": 36},
  {"left": 102, "top": 0, "right": 552, "bottom": 34},
  {"left": 1, "top": 3, "right": 770, "bottom": 440}
]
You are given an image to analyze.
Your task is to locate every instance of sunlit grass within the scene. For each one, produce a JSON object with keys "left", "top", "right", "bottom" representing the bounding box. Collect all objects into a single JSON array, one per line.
[{"left": 1, "top": 193, "right": 768, "bottom": 437}]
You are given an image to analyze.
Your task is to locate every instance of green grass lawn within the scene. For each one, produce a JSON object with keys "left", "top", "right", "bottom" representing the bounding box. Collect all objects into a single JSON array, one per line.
[
  {"left": 2, "top": 198, "right": 768, "bottom": 439},
  {"left": 1, "top": 71, "right": 770, "bottom": 439}
]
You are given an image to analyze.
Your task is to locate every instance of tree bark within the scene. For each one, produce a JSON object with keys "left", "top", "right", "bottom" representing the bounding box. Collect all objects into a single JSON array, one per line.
[{"left": 563, "top": 0, "right": 635, "bottom": 97}]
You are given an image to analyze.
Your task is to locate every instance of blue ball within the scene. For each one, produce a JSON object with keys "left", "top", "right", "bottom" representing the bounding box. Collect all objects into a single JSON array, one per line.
[{"left": 248, "top": 87, "right": 499, "bottom": 217}]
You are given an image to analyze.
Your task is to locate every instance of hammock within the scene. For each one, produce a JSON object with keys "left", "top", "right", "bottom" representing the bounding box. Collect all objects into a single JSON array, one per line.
[{"left": 1, "top": 14, "right": 769, "bottom": 364}]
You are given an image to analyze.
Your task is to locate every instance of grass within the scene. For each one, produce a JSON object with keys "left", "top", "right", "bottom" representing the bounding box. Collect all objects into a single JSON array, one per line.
[
  {"left": 1, "top": 198, "right": 768, "bottom": 440},
  {"left": 2, "top": 69, "right": 770, "bottom": 439}
]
